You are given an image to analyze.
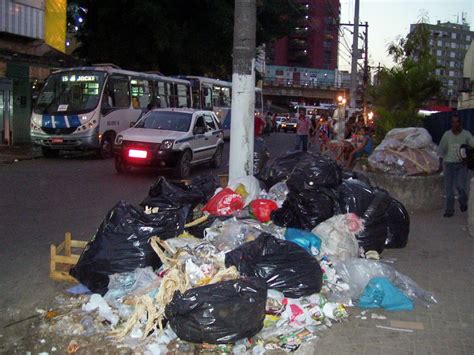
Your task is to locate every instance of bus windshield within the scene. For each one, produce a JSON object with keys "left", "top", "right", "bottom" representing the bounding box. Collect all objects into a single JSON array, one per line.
[
  {"left": 34, "top": 71, "right": 106, "bottom": 115},
  {"left": 135, "top": 111, "right": 192, "bottom": 132}
]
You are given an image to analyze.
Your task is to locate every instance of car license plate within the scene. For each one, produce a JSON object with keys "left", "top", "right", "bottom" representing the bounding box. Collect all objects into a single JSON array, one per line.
[{"left": 51, "top": 138, "right": 63, "bottom": 144}]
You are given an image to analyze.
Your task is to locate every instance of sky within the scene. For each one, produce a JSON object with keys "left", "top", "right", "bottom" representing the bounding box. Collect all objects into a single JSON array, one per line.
[{"left": 338, "top": 0, "right": 474, "bottom": 71}]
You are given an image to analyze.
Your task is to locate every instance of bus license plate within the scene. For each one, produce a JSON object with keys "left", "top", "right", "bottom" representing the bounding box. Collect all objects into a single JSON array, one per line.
[{"left": 51, "top": 138, "right": 63, "bottom": 144}]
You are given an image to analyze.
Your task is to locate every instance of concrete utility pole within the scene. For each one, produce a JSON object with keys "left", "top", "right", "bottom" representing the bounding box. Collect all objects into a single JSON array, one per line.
[
  {"left": 363, "top": 21, "right": 369, "bottom": 125},
  {"left": 349, "top": 0, "right": 360, "bottom": 116},
  {"left": 229, "top": 0, "right": 256, "bottom": 179}
]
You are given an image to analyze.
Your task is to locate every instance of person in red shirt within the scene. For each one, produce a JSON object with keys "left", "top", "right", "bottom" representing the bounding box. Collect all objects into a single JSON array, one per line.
[{"left": 254, "top": 113, "right": 266, "bottom": 137}]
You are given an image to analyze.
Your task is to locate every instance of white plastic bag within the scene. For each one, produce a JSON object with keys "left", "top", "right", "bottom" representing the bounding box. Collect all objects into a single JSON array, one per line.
[
  {"left": 312, "top": 213, "right": 363, "bottom": 261},
  {"left": 268, "top": 181, "right": 289, "bottom": 207},
  {"left": 228, "top": 176, "right": 261, "bottom": 206}
]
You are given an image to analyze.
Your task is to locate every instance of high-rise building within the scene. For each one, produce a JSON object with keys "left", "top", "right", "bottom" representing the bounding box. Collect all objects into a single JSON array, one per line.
[
  {"left": 268, "top": 0, "right": 340, "bottom": 70},
  {"left": 410, "top": 20, "right": 473, "bottom": 107}
]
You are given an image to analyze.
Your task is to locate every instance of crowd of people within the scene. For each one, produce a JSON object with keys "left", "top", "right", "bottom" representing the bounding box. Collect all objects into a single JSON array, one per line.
[{"left": 255, "top": 111, "right": 374, "bottom": 169}]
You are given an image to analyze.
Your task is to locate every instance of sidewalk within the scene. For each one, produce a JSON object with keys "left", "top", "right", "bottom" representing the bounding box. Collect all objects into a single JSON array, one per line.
[{"left": 0, "top": 145, "right": 42, "bottom": 164}]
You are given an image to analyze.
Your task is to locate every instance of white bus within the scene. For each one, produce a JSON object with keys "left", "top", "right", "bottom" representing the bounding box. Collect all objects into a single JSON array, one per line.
[
  {"left": 183, "top": 76, "right": 263, "bottom": 138},
  {"left": 31, "top": 65, "right": 192, "bottom": 158}
]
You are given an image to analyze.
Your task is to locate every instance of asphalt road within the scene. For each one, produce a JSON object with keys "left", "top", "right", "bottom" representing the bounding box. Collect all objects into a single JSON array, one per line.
[{"left": 0, "top": 132, "right": 299, "bottom": 345}]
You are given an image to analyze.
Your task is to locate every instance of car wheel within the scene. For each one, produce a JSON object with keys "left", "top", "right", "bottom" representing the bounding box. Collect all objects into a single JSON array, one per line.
[
  {"left": 41, "top": 147, "right": 60, "bottom": 158},
  {"left": 211, "top": 145, "right": 224, "bottom": 168},
  {"left": 97, "top": 134, "right": 114, "bottom": 159},
  {"left": 175, "top": 150, "right": 192, "bottom": 178},
  {"left": 115, "top": 156, "right": 130, "bottom": 174}
]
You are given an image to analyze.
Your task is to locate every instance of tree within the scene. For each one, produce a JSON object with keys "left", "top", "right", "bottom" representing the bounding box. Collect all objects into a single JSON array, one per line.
[
  {"left": 74, "top": 0, "right": 297, "bottom": 77},
  {"left": 370, "top": 19, "right": 442, "bottom": 141}
]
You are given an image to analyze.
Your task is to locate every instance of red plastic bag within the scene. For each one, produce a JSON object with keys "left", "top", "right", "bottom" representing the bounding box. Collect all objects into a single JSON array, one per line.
[
  {"left": 203, "top": 188, "right": 245, "bottom": 216},
  {"left": 250, "top": 199, "right": 279, "bottom": 223}
]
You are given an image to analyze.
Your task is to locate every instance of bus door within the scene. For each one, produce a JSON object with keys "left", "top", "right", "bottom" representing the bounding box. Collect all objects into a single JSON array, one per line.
[
  {"left": 100, "top": 75, "right": 135, "bottom": 135},
  {"left": 201, "top": 84, "right": 213, "bottom": 111}
]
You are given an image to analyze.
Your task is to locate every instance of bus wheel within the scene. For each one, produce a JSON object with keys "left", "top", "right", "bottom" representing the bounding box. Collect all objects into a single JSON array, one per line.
[
  {"left": 97, "top": 135, "right": 113, "bottom": 159},
  {"left": 175, "top": 150, "right": 192, "bottom": 178},
  {"left": 42, "top": 147, "right": 60, "bottom": 158},
  {"left": 115, "top": 156, "right": 130, "bottom": 174}
]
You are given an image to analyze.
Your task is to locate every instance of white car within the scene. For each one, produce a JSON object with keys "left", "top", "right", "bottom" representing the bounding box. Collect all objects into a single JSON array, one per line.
[{"left": 113, "top": 109, "right": 225, "bottom": 177}]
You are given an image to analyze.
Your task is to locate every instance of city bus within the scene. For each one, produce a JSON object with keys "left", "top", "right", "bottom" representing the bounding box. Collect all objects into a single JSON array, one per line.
[
  {"left": 31, "top": 65, "right": 192, "bottom": 158},
  {"left": 182, "top": 76, "right": 263, "bottom": 138}
]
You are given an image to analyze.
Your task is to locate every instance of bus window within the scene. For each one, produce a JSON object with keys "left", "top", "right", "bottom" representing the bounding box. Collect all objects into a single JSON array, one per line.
[
  {"left": 131, "top": 78, "right": 152, "bottom": 109},
  {"left": 202, "top": 85, "right": 212, "bottom": 110},
  {"left": 176, "top": 83, "right": 190, "bottom": 108},
  {"left": 213, "top": 85, "right": 231, "bottom": 107},
  {"left": 108, "top": 75, "right": 130, "bottom": 108},
  {"left": 155, "top": 81, "right": 171, "bottom": 108}
]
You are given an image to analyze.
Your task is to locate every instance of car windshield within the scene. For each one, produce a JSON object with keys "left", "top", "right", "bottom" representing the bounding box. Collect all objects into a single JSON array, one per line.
[
  {"left": 135, "top": 111, "right": 192, "bottom": 132},
  {"left": 34, "top": 71, "right": 106, "bottom": 115}
]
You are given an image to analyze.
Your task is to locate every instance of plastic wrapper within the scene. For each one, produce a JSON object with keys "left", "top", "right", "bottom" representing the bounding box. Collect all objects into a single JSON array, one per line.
[
  {"left": 165, "top": 277, "right": 267, "bottom": 344},
  {"left": 359, "top": 277, "right": 414, "bottom": 311},
  {"left": 312, "top": 214, "right": 363, "bottom": 261},
  {"left": 284, "top": 228, "right": 321, "bottom": 256},
  {"left": 186, "top": 215, "right": 230, "bottom": 239},
  {"left": 271, "top": 187, "right": 338, "bottom": 230},
  {"left": 202, "top": 188, "right": 245, "bottom": 216},
  {"left": 385, "top": 127, "right": 433, "bottom": 149},
  {"left": 70, "top": 201, "right": 186, "bottom": 295},
  {"left": 250, "top": 199, "right": 279, "bottom": 223},
  {"left": 225, "top": 233, "right": 323, "bottom": 298},
  {"left": 333, "top": 258, "right": 437, "bottom": 307},
  {"left": 204, "top": 218, "right": 267, "bottom": 252},
  {"left": 286, "top": 152, "right": 342, "bottom": 192},
  {"left": 384, "top": 199, "right": 410, "bottom": 248},
  {"left": 267, "top": 181, "right": 289, "bottom": 207}
]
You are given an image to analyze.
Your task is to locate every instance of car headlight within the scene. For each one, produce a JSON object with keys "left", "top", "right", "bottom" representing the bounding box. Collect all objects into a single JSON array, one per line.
[
  {"left": 115, "top": 135, "right": 123, "bottom": 145},
  {"left": 161, "top": 140, "right": 174, "bottom": 150}
]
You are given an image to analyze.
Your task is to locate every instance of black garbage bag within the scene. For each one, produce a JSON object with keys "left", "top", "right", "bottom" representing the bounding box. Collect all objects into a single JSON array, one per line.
[
  {"left": 337, "top": 179, "right": 375, "bottom": 216},
  {"left": 165, "top": 277, "right": 267, "bottom": 344},
  {"left": 190, "top": 175, "right": 220, "bottom": 203},
  {"left": 271, "top": 187, "right": 338, "bottom": 230},
  {"left": 355, "top": 189, "right": 392, "bottom": 253},
  {"left": 186, "top": 215, "right": 231, "bottom": 239},
  {"left": 341, "top": 170, "right": 372, "bottom": 186},
  {"left": 70, "top": 201, "right": 186, "bottom": 295},
  {"left": 260, "top": 151, "right": 309, "bottom": 188},
  {"left": 254, "top": 137, "right": 270, "bottom": 177},
  {"left": 141, "top": 177, "right": 203, "bottom": 209},
  {"left": 384, "top": 198, "right": 410, "bottom": 248},
  {"left": 225, "top": 234, "right": 323, "bottom": 298},
  {"left": 286, "top": 152, "right": 342, "bottom": 192}
]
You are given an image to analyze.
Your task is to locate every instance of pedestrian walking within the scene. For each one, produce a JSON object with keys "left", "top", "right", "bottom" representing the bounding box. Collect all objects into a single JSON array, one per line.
[
  {"left": 254, "top": 113, "right": 266, "bottom": 137},
  {"left": 438, "top": 115, "right": 474, "bottom": 217},
  {"left": 309, "top": 113, "right": 319, "bottom": 151},
  {"left": 264, "top": 112, "right": 273, "bottom": 136},
  {"left": 295, "top": 114, "right": 310, "bottom": 152}
]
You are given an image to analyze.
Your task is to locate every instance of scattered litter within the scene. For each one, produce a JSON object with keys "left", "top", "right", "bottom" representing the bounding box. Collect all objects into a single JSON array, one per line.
[
  {"left": 67, "top": 339, "right": 80, "bottom": 353},
  {"left": 66, "top": 284, "right": 91, "bottom": 295},
  {"left": 51, "top": 347, "right": 57, "bottom": 352},
  {"left": 361, "top": 316, "right": 367, "bottom": 320},
  {"left": 371, "top": 313, "right": 387, "bottom": 320},
  {"left": 365, "top": 250, "right": 380, "bottom": 260},
  {"left": 82, "top": 294, "right": 119, "bottom": 326},
  {"left": 375, "top": 325, "right": 414, "bottom": 333},
  {"left": 390, "top": 320, "right": 424, "bottom": 330},
  {"left": 39, "top": 338, "right": 46, "bottom": 344}
]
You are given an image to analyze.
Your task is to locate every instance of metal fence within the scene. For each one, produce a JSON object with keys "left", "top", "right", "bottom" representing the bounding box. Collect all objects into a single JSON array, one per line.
[{"left": 263, "top": 76, "right": 351, "bottom": 90}]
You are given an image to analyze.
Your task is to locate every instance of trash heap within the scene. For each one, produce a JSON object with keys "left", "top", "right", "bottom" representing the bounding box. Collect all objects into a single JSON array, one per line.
[
  {"left": 43, "top": 152, "right": 436, "bottom": 353},
  {"left": 368, "top": 127, "right": 440, "bottom": 176}
]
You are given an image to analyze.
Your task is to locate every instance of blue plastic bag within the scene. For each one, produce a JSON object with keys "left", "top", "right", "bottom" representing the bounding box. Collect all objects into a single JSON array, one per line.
[
  {"left": 359, "top": 277, "right": 413, "bottom": 311},
  {"left": 284, "top": 228, "right": 322, "bottom": 256}
]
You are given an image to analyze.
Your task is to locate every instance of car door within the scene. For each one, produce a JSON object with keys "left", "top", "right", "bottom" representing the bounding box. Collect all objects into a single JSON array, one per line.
[
  {"left": 189, "top": 114, "right": 208, "bottom": 162},
  {"left": 203, "top": 113, "right": 220, "bottom": 159}
]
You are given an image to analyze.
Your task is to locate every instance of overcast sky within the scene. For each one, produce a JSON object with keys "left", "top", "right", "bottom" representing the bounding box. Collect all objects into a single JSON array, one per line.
[{"left": 338, "top": 0, "right": 474, "bottom": 71}]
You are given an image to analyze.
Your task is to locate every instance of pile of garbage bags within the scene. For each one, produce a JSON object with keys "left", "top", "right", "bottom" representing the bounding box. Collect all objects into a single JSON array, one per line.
[
  {"left": 368, "top": 127, "right": 440, "bottom": 175},
  {"left": 59, "top": 151, "right": 435, "bottom": 353}
]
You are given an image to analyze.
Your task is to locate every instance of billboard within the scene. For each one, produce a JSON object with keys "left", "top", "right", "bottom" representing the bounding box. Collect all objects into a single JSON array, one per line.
[{"left": 44, "top": 0, "right": 66, "bottom": 53}]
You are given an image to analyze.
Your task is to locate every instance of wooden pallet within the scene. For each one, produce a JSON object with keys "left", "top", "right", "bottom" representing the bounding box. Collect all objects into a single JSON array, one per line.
[{"left": 50, "top": 232, "right": 88, "bottom": 282}]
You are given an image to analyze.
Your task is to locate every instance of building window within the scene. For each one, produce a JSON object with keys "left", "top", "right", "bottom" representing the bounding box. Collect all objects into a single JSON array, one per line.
[
  {"left": 435, "top": 69, "right": 441, "bottom": 75},
  {"left": 450, "top": 61, "right": 455, "bottom": 68},
  {"left": 451, "top": 42, "right": 456, "bottom": 49},
  {"left": 450, "top": 52, "right": 455, "bottom": 58},
  {"left": 451, "top": 33, "right": 456, "bottom": 40},
  {"left": 448, "top": 80, "right": 454, "bottom": 86},
  {"left": 437, "top": 49, "right": 442, "bottom": 56},
  {"left": 437, "top": 40, "right": 443, "bottom": 46},
  {"left": 467, "top": 35, "right": 471, "bottom": 41},
  {"left": 276, "top": 70, "right": 284, "bottom": 76},
  {"left": 449, "top": 70, "right": 455, "bottom": 77}
]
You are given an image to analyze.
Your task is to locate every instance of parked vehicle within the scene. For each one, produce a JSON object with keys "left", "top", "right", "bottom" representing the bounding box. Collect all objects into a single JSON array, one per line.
[
  {"left": 275, "top": 116, "right": 288, "bottom": 131},
  {"left": 113, "top": 108, "right": 224, "bottom": 178},
  {"left": 31, "top": 65, "right": 192, "bottom": 158}
]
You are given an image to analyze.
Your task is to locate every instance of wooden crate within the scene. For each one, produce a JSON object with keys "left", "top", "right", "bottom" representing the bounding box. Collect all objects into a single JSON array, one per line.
[{"left": 50, "top": 232, "right": 88, "bottom": 282}]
